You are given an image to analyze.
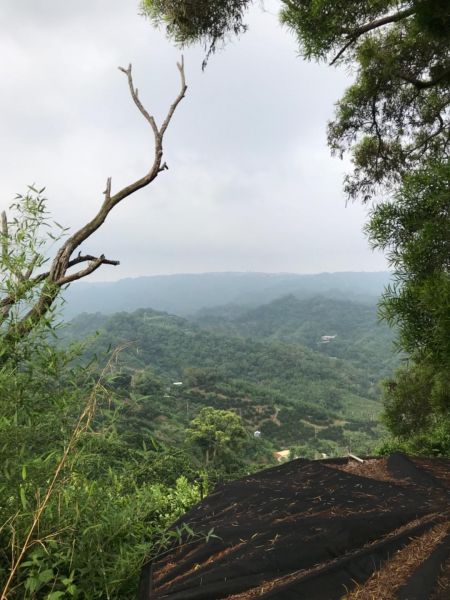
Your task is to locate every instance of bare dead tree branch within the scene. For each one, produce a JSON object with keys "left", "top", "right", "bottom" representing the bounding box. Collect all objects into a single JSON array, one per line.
[
  {"left": 48, "top": 56, "right": 187, "bottom": 284},
  {"left": 57, "top": 255, "right": 120, "bottom": 285},
  {"left": 2, "top": 58, "right": 187, "bottom": 342},
  {"left": 63, "top": 252, "right": 120, "bottom": 273},
  {"left": 160, "top": 57, "right": 186, "bottom": 138},
  {"left": 118, "top": 64, "right": 159, "bottom": 141},
  {"left": 0, "top": 253, "right": 120, "bottom": 314}
]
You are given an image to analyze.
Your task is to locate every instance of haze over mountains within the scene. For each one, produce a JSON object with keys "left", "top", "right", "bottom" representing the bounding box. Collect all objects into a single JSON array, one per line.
[
  {"left": 61, "top": 271, "right": 397, "bottom": 456},
  {"left": 62, "top": 271, "right": 391, "bottom": 318}
]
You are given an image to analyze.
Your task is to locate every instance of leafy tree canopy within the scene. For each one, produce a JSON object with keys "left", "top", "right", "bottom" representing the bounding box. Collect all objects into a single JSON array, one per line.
[
  {"left": 368, "top": 160, "right": 450, "bottom": 366},
  {"left": 142, "top": 0, "right": 252, "bottom": 66},
  {"left": 142, "top": 0, "right": 450, "bottom": 199},
  {"left": 186, "top": 406, "right": 248, "bottom": 464},
  {"left": 368, "top": 159, "right": 450, "bottom": 449}
]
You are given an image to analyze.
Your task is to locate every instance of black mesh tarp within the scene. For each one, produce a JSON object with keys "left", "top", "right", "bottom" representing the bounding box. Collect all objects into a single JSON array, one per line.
[{"left": 139, "top": 453, "right": 450, "bottom": 599}]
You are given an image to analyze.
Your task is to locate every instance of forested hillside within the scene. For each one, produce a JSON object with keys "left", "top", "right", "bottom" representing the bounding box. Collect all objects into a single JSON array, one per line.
[
  {"left": 2, "top": 0, "right": 448, "bottom": 597},
  {"left": 193, "top": 294, "right": 398, "bottom": 380},
  {"left": 63, "top": 298, "right": 390, "bottom": 457}
]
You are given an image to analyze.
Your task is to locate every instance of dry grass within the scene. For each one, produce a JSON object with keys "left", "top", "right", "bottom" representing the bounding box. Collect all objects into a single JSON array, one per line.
[
  {"left": 430, "top": 556, "right": 450, "bottom": 599},
  {"left": 343, "top": 522, "right": 450, "bottom": 600},
  {"left": 327, "top": 458, "right": 403, "bottom": 484}
]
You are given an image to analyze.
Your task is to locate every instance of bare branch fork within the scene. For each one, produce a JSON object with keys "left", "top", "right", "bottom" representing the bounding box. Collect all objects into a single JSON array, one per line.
[{"left": 3, "top": 58, "right": 187, "bottom": 340}]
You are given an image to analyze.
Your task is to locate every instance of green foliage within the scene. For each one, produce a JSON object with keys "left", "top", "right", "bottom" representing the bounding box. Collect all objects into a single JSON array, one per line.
[
  {"left": 0, "top": 196, "right": 205, "bottom": 598},
  {"left": 62, "top": 304, "right": 385, "bottom": 455},
  {"left": 367, "top": 160, "right": 450, "bottom": 453},
  {"left": 281, "top": 0, "right": 450, "bottom": 199},
  {"left": 63, "top": 305, "right": 386, "bottom": 404},
  {"left": 280, "top": 1, "right": 396, "bottom": 60},
  {"left": 377, "top": 417, "right": 450, "bottom": 457},
  {"left": 10, "top": 475, "right": 199, "bottom": 599},
  {"left": 368, "top": 161, "right": 450, "bottom": 361},
  {"left": 186, "top": 406, "right": 248, "bottom": 465},
  {"left": 141, "top": 0, "right": 251, "bottom": 66},
  {"left": 184, "top": 366, "right": 225, "bottom": 388},
  {"left": 0, "top": 341, "right": 203, "bottom": 598},
  {"left": 132, "top": 368, "right": 164, "bottom": 395},
  {"left": 380, "top": 359, "right": 450, "bottom": 448},
  {"left": 195, "top": 294, "right": 398, "bottom": 381},
  {"left": 143, "top": 0, "right": 450, "bottom": 200},
  {"left": 0, "top": 188, "right": 67, "bottom": 357}
]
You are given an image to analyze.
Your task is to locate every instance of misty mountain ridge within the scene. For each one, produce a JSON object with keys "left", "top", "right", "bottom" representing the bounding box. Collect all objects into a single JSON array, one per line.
[
  {"left": 60, "top": 272, "right": 397, "bottom": 455},
  {"left": 61, "top": 271, "right": 391, "bottom": 319}
]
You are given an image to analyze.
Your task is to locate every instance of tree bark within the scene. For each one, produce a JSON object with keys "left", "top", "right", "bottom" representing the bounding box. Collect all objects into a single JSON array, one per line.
[{"left": 1, "top": 58, "right": 187, "bottom": 343}]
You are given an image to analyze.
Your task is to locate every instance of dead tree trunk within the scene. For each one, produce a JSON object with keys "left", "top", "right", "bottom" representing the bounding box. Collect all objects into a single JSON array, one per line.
[{"left": 1, "top": 58, "right": 187, "bottom": 344}]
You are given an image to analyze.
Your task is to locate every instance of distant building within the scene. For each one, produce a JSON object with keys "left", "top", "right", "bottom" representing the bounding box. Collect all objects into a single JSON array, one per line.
[
  {"left": 172, "top": 382, "right": 183, "bottom": 386},
  {"left": 253, "top": 430, "right": 261, "bottom": 438},
  {"left": 320, "top": 335, "right": 337, "bottom": 343},
  {"left": 273, "top": 449, "right": 290, "bottom": 462}
]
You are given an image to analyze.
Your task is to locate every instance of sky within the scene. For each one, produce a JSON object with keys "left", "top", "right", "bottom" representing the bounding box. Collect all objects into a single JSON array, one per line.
[{"left": 0, "top": 0, "right": 388, "bottom": 280}]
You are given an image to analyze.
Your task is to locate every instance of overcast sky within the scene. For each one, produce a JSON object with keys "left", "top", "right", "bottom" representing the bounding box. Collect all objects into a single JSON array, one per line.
[{"left": 0, "top": 0, "right": 387, "bottom": 280}]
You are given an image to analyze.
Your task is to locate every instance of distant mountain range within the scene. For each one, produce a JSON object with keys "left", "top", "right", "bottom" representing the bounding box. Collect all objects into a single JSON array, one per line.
[{"left": 61, "top": 271, "right": 391, "bottom": 319}]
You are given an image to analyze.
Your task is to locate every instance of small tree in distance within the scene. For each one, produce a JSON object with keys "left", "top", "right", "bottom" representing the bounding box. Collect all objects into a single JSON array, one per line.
[
  {"left": 0, "top": 58, "right": 187, "bottom": 348},
  {"left": 187, "top": 407, "right": 248, "bottom": 465}
]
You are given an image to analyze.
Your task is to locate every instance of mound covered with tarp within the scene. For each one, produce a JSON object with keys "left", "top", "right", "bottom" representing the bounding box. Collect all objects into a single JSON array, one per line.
[{"left": 139, "top": 453, "right": 450, "bottom": 599}]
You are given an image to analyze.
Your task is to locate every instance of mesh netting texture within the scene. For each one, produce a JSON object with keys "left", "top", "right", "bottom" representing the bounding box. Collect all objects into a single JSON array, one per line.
[{"left": 139, "top": 453, "right": 450, "bottom": 600}]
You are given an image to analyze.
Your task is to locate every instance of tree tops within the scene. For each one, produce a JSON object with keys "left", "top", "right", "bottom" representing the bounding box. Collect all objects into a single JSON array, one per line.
[
  {"left": 142, "top": 0, "right": 450, "bottom": 200},
  {"left": 368, "top": 160, "right": 450, "bottom": 449},
  {"left": 186, "top": 406, "right": 248, "bottom": 465}
]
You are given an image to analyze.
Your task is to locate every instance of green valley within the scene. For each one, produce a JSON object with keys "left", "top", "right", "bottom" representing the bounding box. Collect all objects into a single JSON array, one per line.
[{"left": 63, "top": 291, "right": 396, "bottom": 459}]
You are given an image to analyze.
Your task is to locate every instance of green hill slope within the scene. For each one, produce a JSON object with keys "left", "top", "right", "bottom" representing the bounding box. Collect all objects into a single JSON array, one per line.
[
  {"left": 63, "top": 307, "right": 385, "bottom": 456},
  {"left": 193, "top": 294, "right": 399, "bottom": 381}
]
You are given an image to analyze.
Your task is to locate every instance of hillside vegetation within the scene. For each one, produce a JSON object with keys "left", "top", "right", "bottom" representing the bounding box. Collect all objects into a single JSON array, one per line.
[
  {"left": 193, "top": 294, "right": 397, "bottom": 381},
  {"left": 63, "top": 294, "right": 396, "bottom": 457}
]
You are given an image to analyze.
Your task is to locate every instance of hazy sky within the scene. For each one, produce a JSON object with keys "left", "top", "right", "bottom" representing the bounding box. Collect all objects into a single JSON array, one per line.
[{"left": 0, "top": 0, "right": 387, "bottom": 280}]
